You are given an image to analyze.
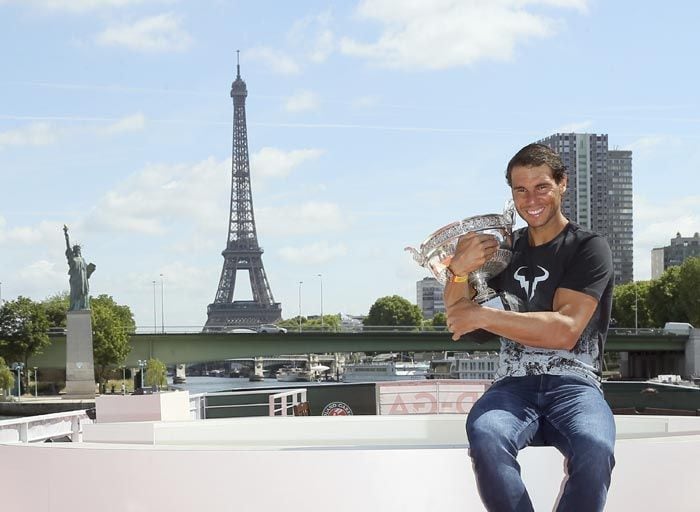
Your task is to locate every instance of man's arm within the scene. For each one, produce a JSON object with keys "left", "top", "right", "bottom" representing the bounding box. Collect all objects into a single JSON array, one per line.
[{"left": 446, "top": 287, "right": 598, "bottom": 350}]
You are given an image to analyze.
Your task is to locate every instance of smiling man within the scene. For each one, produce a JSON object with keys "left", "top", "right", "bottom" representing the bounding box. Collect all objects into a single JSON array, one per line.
[{"left": 445, "top": 143, "right": 616, "bottom": 512}]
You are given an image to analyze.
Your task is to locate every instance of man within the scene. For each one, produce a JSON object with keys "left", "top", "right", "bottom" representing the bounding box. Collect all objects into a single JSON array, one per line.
[{"left": 445, "top": 143, "right": 615, "bottom": 511}]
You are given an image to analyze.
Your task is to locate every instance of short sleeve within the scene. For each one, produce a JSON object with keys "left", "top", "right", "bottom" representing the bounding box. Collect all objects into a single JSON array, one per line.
[{"left": 559, "top": 235, "right": 613, "bottom": 301}]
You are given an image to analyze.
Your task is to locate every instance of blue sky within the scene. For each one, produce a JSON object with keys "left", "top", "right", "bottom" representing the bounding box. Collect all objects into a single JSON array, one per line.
[{"left": 1, "top": 0, "right": 698, "bottom": 329}]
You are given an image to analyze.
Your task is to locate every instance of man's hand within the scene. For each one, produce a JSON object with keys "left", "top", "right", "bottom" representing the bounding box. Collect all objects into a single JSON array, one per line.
[
  {"left": 448, "top": 232, "right": 499, "bottom": 277},
  {"left": 446, "top": 297, "right": 482, "bottom": 341}
]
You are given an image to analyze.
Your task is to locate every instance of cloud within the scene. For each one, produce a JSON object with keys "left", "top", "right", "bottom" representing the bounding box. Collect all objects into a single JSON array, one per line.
[
  {"left": 0, "top": 122, "right": 57, "bottom": 148},
  {"left": 553, "top": 120, "right": 593, "bottom": 133},
  {"left": 102, "top": 113, "right": 146, "bottom": 134},
  {"left": 340, "top": 0, "right": 587, "bottom": 69},
  {"left": 278, "top": 241, "right": 348, "bottom": 265},
  {"left": 251, "top": 147, "right": 324, "bottom": 178},
  {"left": 248, "top": 46, "right": 300, "bottom": 75},
  {"left": 86, "top": 157, "right": 229, "bottom": 235},
  {"left": 284, "top": 90, "right": 320, "bottom": 113},
  {"left": 288, "top": 10, "right": 336, "bottom": 63},
  {"left": 95, "top": 13, "right": 193, "bottom": 53},
  {"left": 257, "top": 202, "right": 346, "bottom": 236}
]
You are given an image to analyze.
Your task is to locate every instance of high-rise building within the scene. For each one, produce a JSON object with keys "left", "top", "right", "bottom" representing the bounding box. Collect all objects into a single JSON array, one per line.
[
  {"left": 204, "top": 55, "right": 281, "bottom": 330},
  {"left": 539, "top": 133, "right": 634, "bottom": 284},
  {"left": 651, "top": 232, "right": 700, "bottom": 278},
  {"left": 416, "top": 277, "right": 445, "bottom": 319}
]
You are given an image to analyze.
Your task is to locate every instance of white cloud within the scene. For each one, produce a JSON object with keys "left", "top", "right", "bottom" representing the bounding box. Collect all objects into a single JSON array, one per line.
[
  {"left": 278, "top": 241, "right": 348, "bottom": 265},
  {"left": 257, "top": 202, "right": 346, "bottom": 236},
  {"left": 288, "top": 10, "right": 336, "bottom": 63},
  {"left": 251, "top": 147, "right": 324, "bottom": 178},
  {"left": 0, "top": 122, "right": 57, "bottom": 148},
  {"left": 340, "top": 0, "right": 587, "bottom": 70},
  {"left": 284, "top": 90, "right": 320, "bottom": 113},
  {"left": 96, "top": 13, "right": 193, "bottom": 53},
  {"left": 553, "top": 120, "right": 593, "bottom": 133},
  {"left": 102, "top": 113, "right": 146, "bottom": 135},
  {"left": 248, "top": 46, "right": 300, "bottom": 75},
  {"left": 86, "top": 157, "right": 229, "bottom": 235}
]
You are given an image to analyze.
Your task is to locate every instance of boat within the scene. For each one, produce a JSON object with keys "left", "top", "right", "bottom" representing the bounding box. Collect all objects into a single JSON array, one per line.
[
  {"left": 342, "top": 359, "right": 429, "bottom": 382},
  {"left": 276, "top": 367, "right": 311, "bottom": 382},
  {"left": 427, "top": 351, "right": 499, "bottom": 380}
]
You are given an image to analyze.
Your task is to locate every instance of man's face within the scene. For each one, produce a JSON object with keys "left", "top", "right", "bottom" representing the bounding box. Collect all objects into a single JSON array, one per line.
[{"left": 510, "top": 164, "right": 566, "bottom": 230}]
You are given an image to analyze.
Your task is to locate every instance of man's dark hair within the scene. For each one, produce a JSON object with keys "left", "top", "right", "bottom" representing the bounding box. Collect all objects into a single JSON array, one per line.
[{"left": 505, "top": 143, "right": 567, "bottom": 186}]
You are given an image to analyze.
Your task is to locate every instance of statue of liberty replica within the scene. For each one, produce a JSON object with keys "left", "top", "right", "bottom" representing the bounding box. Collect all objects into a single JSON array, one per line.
[
  {"left": 62, "top": 225, "right": 97, "bottom": 398},
  {"left": 63, "top": 225, "right": 96, "bottom": 310}
]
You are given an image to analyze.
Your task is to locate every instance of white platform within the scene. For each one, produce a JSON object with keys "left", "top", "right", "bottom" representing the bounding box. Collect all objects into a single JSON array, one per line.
[{"left": 2, "top": 414, "right": 700, "bottom": 511}]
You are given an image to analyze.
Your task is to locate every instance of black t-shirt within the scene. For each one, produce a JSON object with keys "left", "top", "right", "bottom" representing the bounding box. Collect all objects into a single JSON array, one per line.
[{"left": 488, "top": 222, "right": 614, "bottom": 383}]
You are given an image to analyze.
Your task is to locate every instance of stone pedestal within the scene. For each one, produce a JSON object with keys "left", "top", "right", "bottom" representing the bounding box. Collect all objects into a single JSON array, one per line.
[{"left": 63, "top": 310, "right": 96, "bottom": 399}]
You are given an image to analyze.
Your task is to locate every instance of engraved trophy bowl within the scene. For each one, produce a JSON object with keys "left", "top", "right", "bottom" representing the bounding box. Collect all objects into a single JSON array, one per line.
[{"left": 405, "top": 201, "right": 516, "bottom": 304}]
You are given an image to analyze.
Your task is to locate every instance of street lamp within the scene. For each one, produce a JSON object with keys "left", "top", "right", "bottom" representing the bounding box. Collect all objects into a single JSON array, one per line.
[
  {"left": 152, "top": 280, "right": 157, "bottom": 334},
  {"left": 317, "top": 274, "right": 324, "bottom": 332},
  {"left": 160, "top": 274, "right": 165, "bottom": 334},
  {"left": 33, "top": 367, "right": 38, "bottom": 397},
  {"left": 137, "top": 359, "right": 147, "bottom": 389},
  {"left": 298, "top": 281, "right": 303, "bottom": 333},
  {"left": 11, "top": 362, "right": 23, "bottom": 401},
  {"left": 634, "top": 282, "right": 638, "bottom": 333}
]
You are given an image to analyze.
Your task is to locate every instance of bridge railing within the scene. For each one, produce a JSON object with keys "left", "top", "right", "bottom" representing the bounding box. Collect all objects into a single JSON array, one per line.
[{"left": 0, "top": 410, "right": 92, "bottom": 443}]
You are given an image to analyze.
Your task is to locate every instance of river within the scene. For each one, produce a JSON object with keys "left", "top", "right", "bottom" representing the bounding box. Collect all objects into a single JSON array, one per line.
[{"left": 169, "top": 375, "right": 336, "bottom": 395}]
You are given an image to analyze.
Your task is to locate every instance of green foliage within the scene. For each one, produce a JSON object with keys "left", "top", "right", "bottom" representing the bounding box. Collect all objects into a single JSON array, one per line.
[
  {"left": 42, "top": 292, "right": 70, "bottom": 328},
  {"left": 0, "top": 297, "right": 50, "bottom": 385},
  {"left": 145, "top": 358, "right": 167, "bottom": 389},
  {"left": 677, "top": 257, "right": 700, "bottom": 326},
  {"left": 91, "top": 295, "right": 135, "bottom": 385},
  {"left": 612, "top": 281, "right": 652, "bottom": 328},
  {"left": 432, "top": 312, "right": 447, "bottom": 326},
  {"left": 364, "top": 295, "right": 423, "bottom": 327},
  {"left": 0, "top": 357, "right": 14, "bottom": 395},
  {"left": 646, "top": 266, "right": 686, "bottom": 326}
]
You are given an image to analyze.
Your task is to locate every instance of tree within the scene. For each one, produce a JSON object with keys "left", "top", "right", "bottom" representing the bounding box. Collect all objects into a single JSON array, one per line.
[
  {"left": 677, "top": 257, "right": 700, "bottom": 326},
  {"left": 0, "top": 357, "right": 14, "bottom": 398},
  {"left": 42, "top": 292, "right": 70, "bottom": 328},
  {"left": 647, "top": 266, "right": 686, "bottom": 327},
  {"left": 364, "top": 295, "right": 423, "bottom": 327},
  {"left": 432, "top": 312, "right": 447, "bottom": 327},
  {"left": 145, "top": 358, "right": 167, "bottom": 389},
  {"left": 0, "top": 296, "right": 50, "bottom": 389},
  {"left": 91, "top": 295, "right": 135, "bottom": 387},
  {"left": 612, "top": 281, "right": 651, "bottom": 328}
]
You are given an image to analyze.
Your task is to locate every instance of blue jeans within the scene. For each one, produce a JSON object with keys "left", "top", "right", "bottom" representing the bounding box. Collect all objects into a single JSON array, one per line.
[{"left": 466, "top": 375, "right": 616, "bottom": 512}]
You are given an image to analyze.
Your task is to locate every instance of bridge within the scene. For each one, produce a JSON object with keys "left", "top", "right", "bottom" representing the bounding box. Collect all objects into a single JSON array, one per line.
[{"left": 27, "top": 328, "right": 692, "bottom": 370}]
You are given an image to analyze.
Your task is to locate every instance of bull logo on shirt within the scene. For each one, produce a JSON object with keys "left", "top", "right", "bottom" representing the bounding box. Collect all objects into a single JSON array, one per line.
[{"left": 514, "top": 266, "right": 549, "bottom": 300}]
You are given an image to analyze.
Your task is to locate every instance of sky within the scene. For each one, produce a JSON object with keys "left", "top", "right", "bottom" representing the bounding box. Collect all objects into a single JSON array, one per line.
[{"left": 1, "top": 0, "right": 699, "bottom": 330}]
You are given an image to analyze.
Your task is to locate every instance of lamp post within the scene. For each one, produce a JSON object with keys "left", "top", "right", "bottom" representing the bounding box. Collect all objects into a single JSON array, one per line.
[
  {"left": 152, "top": 280, "right": 157, "bottom": 334},
  {"left": 120, "top": 366, "right": 126, "bottom": 395},
  {"left": 634, "top": 282, "right": 638, "bottom": 333},
  {"left": 317, "top": 273, "right": 324, "bottom": 331},
  {"left": 160, "top": 274, "right": 165, "bottom": 334},
  {"left": 298, "top": 281, "right": 303, "bottom": 333},
  {"left": 11, "top": 362, "right": 23, "bottom": 401},
  {"left": 33, "top": 367, "right": 38, "bottom": 397},
  {"left": 137, "top": 359, "right": 147, "bottom": 390}
]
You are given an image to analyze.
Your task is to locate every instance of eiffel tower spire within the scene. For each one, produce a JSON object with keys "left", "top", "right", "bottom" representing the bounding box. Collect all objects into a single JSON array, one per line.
[{"left": 205, "top": 52, "right": 282, "bottom": 330}]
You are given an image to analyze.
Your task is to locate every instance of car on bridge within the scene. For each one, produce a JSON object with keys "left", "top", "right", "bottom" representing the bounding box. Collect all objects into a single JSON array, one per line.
[{"left": 257, "top": 324, "right": 287, "bottom": 334}]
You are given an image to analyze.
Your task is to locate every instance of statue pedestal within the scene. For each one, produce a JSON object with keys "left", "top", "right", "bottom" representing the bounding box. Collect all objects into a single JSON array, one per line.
[{"left": 63, "top": 310, "right": 96, "bottom": 399}]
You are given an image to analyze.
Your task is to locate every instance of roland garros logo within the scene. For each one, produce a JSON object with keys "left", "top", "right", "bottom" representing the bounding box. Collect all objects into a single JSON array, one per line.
[{"left": 322, "top": 401, "right": 353, "bottom": 416}]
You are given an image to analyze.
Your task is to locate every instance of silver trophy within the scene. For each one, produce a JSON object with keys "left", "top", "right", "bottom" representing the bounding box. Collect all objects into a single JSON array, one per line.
[{"left": 405, "top": 201, "right": 516, "bottom": 304}]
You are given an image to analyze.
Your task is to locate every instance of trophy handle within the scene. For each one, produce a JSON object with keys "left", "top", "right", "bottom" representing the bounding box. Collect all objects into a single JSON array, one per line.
[
  {"left": 404, "top": 246, "right": 426, "bottom": 266},
  {"left": 503, "top": 199, "right": 515, "bottom": 226}
]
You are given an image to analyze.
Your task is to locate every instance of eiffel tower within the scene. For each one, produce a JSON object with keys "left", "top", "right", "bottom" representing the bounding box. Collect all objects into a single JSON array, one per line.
[{"left": 205, "top": 53, "right": 282, "bottom": 330}]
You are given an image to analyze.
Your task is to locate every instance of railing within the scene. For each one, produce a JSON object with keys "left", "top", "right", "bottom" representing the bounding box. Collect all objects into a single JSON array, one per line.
[
  {"left": 188, "top": 389, "right": 308, "bottom": 420},
  {"left": 48, "top": 325, "right": 681, "bottom": 336},
  {"left": 0, "top": 410, "right": 92, "bottom": 443}
]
